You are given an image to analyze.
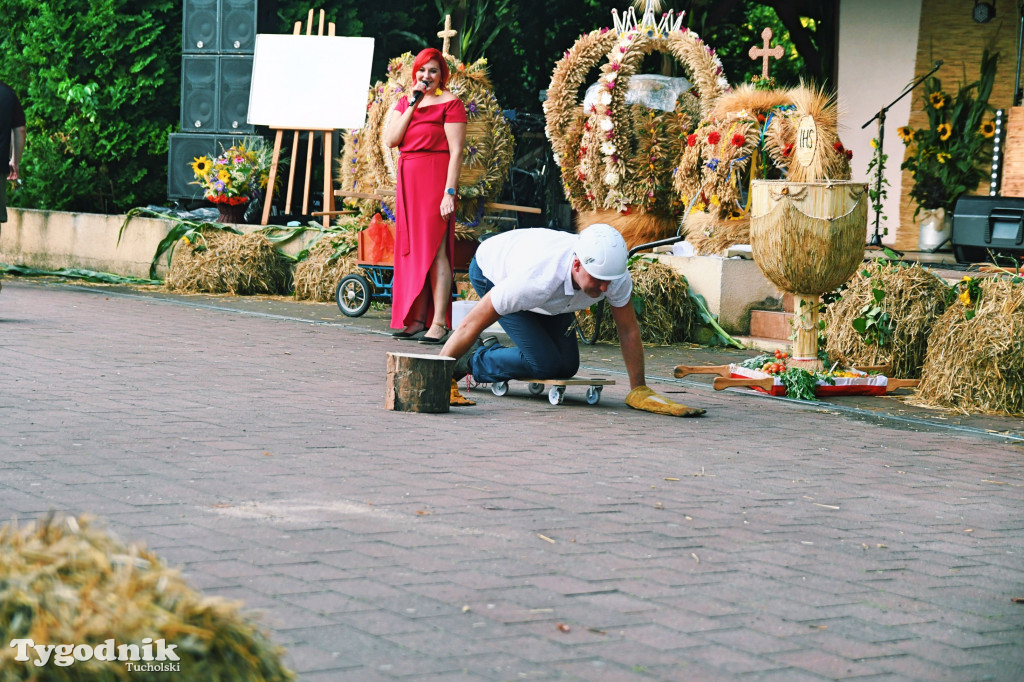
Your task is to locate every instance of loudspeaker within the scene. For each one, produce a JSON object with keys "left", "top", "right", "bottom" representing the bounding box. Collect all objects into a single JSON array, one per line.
[
  {"left": 181, "top": 55, "right": 218, "bottom": 131},
  {"left": 217, "top": 55, "right": 254, "bottom": 133},
  {"left": 168, "top": 133, "right": 252, "bottom": 199},
  {"left": 181, "top": 55, "right": 254, "bottom": 133},
  {"left": 183, "top": 0, "right": 257, "bottom": 54},
  {"left": 219, "top": 0, "right": 258, "bottom": 53},
  {"left": 952, "top": 195, "right": 1024, "bottom": 263},
  {"left": 183, "top": 0, "right": 219, "bottom": 53}
]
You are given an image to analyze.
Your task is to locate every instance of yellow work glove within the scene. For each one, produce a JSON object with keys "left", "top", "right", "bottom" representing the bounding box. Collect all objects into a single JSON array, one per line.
[
  {"left": 625, "top": 386, "right": 705, "bottom": 417},
  {"left": 450, "top": 379, "right": 476, "bottom": 406}
]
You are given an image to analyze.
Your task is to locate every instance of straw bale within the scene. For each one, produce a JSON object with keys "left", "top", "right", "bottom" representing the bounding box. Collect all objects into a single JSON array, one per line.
[
  {"left": 293, "top": 234, "right": 362, "bottom": 302},
  {"left": 166, "top": 231, "right": 290, "bottom": 295},
  {"left": 822, "top": 263, "right": 949, "bottom": 378},
  {"left": 0, "top": 513, "right": 294, "bottom": 679},
  {"left": 911, "top": 278, "right": 1024, "bottom": 415},
  {"left": 576, "top": 257, "right": 695, "bottom": 346},
  {"left": 575, "top": 209, "right": 677, "bottom": 251}
]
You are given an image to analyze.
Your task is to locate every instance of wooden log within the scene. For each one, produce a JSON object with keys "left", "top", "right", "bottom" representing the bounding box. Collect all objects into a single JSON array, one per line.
[{"left": 385, "top": 352, "right": 455, "bottom": 413}]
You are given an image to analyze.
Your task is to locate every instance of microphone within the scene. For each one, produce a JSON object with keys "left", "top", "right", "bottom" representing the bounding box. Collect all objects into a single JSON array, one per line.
[
  {"left": 934, "top": 60, "right": 943, "bottom": 68},
  {"left": 411, "top": 80, "right": 430, "bottom": 103}
]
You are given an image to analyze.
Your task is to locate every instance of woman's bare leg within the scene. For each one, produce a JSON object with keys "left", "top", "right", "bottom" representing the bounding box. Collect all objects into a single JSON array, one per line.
[{"left": 424, "top": 234, "right": 452, "bottom": 338}]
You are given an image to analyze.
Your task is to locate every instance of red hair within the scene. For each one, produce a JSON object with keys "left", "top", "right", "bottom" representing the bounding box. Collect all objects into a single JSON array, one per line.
[{"left": 411, "top": 48, "right": 449, "bottom": 89}]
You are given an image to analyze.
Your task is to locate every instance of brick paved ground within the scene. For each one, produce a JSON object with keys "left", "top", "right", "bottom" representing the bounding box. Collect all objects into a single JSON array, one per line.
[{"left": 1, "top": 279, "right": 1022, "bottom": 681}]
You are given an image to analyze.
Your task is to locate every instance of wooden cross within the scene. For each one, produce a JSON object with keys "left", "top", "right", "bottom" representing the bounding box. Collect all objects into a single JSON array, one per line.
[
  {"left": 749, "top": 27, "right": 784, "bottom": 79},
  {"left": 437, "top": 14, "right": 458, "bottom": 56}
]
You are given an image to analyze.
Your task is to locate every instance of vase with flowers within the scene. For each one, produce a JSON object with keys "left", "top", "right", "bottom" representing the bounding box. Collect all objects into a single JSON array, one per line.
[
  {"left": 899, "top": 51, "right": 998, "bottom": 248},
  {"left": 191, "top": 136, "right": 276, "bottom": 224}
]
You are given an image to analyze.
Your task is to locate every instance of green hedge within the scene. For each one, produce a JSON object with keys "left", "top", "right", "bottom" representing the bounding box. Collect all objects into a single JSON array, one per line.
[{"left": 0, "top": 0, "right": 181, "bottom": 214}]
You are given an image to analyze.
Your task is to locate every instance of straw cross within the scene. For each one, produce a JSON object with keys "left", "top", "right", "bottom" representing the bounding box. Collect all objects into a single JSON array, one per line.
[
  {"left": 438, "top": 15, "right": 458, "bottom": 56},
  {"left": 749, "top": 27, "right": 784, "bottom": 78}
]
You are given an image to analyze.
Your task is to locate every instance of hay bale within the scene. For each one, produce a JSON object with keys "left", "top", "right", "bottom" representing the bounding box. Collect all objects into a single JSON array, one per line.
[
  {"left": 822, "top": 263, "right": 949, "bottom": 378},
  {"left": 293, "top": 235, "right": 361, "bottom": 302},
  {"left": 166, "top": 231, "right": 290, "bottom": 295},
  {"left": 0, "top": 513, "right": 294, "bottom": 680},
  {"left": 912, "top": 278, "right": 1024, "bottom": 415},
  {"left": 576, "top": 257, "right": 695, "bottom": 346}
]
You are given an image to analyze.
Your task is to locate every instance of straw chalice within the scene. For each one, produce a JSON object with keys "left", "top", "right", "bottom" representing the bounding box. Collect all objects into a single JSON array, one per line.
[{"left": 749, "top": 179, "right": 868, "bottom": 369}]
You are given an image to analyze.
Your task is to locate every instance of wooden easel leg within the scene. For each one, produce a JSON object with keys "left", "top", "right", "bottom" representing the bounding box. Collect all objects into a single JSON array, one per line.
[
  {"left": 322, "top": 131, "right": 334, "bottom": 229},
  {"left": 261, "top": 129, "right": 284, "bottom": 225},
  {"left": 285, "top": 131, "right": 300, "bottom": 215},
  {"left": 303, "top": 130, "right": 315, "bottom": 215}
]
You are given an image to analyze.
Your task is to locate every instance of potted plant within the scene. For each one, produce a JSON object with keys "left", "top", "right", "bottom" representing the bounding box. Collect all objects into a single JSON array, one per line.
[
  {"left": 898, "top": 51, "right": 998, "bottom": 250},
  {"left": 191, "top": 137, "right": 276, "bottom": 224}
]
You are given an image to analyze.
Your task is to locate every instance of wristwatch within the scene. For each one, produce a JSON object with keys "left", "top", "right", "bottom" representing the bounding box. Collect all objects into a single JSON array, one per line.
[{"left": 446, "top": 188, "right": 456, "bottom": 196}]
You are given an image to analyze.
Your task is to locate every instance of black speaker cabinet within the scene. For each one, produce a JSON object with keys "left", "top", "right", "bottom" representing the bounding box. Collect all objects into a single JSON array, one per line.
[
  {"left": 181, "top": 55, "right": 254, "bottom": 133},
  {"left": 219, "top": 0, "right": 258, "bottom": 53},
  {"left": 181, "top": 55, "right": 218, "bottom": 131},
  {"left": 183, "top": 0, "right": 219, "bottom": 53},
  {"left": 217, "top": 55, "right": 254, "bottom": 133},
  {"left": 952, "top": 195, "right": 1024, "bottom": 263},
  {"left": 184, "top": 0, "right": 257, "bottom": 54},
  {"left": 168, "top": 133, "right": 246, "bottom": 199}
]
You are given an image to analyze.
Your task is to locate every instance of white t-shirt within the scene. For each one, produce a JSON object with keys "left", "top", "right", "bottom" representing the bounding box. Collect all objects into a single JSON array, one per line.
[{"left": 475, "top": 228, "right": 633, "bottom": 317}]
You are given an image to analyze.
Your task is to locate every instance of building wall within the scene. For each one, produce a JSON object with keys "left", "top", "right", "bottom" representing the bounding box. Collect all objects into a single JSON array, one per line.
[
  {"left": 897, "top": 0, "right": 1019, "bottom": 250},
  {"left": 839, "top": 0, "right": 1018, "bottom": 250},
  {"left": 837, "top": 0, "right": 923, "bottom": 248}
]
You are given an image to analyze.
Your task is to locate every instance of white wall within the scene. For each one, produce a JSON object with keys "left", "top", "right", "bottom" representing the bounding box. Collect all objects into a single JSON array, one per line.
[{"left": 837, "top": 0, "right": 922, "bottom": 245}]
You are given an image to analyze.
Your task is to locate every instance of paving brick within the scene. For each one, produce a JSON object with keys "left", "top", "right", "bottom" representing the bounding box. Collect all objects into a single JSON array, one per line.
[{"left": 2, "top": 280, "right": 1022, "bottom": 681}]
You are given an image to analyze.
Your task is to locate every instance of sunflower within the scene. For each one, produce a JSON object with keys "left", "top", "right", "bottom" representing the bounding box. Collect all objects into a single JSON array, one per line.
[
  {"left": 979, "top": 120, "right": 996, "bottom": 138},
  {"left": 218, "top": 169, "right": 230, "bottom": 183},
  {"left": 928, "top": 91, "right": 947, "bottom": 109},
  {"left": 191, "top": 156, "right": 211, "bottom": 176},
  {"left": 896, "top": 126, "right": 915, "bottom": 143},
  {"left": 937, "top": 123, "right": 952, "bottom": 141},
  {"left": 936, "top": 152, "right": 951, "bottom": 164}
]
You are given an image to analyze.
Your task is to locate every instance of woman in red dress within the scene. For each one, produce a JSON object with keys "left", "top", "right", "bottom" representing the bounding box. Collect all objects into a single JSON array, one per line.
[{"left": 384, "top": 48, "right": 467, "bottom": 344}]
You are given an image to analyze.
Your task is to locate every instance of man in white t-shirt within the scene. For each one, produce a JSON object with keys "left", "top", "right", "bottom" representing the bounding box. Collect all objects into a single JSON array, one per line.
[{"left": 440, "top": 224, "right": 704, "bottom": 417}]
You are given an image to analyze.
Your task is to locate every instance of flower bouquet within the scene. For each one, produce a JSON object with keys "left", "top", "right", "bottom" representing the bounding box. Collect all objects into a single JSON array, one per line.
[
  {"left": 191, "top": 137, "right": 276, "bottom": 222},
  {"left": 899, "top": 51, "right": 998, "bottom": 218}
]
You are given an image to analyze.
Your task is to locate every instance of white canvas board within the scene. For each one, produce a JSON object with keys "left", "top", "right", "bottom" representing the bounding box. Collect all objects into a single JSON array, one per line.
[{"left": 247, "top": 34, "right": 374, "bottom": 130}]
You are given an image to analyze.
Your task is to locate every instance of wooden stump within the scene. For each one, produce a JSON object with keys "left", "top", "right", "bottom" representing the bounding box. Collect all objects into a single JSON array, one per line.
[{"left": 385, "top": 353, "right": 455, "bottom": 413}]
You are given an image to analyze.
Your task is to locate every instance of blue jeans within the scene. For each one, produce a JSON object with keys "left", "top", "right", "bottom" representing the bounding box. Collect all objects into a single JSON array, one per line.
[{"left": 468, "top": 258, "right": 580, "bottom": 382}]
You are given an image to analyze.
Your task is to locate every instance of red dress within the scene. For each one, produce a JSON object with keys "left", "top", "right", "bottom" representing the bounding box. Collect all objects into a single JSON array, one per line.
[{"left": 391, "top": 97, "right": 467, "bottom": 330}]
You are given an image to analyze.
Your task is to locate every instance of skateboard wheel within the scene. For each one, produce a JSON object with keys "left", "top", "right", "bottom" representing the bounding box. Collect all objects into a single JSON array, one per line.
[
  {"left": 586, "top": 386, "right": 601, "bottom": 405},
  {"left": 548, "top": 386, "right": 564, "bottom": 405},
  {"left": 528, "top": 382, "right": 544, "bottom": 395},
  {"left": 491, "top": 381, "right": 509, "bottom": 397}
]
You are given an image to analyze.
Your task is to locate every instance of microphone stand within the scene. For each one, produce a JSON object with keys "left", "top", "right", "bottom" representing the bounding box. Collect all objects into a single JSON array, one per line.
[{"left": 862, "top": 60, "right": 944, "bottom": 251}]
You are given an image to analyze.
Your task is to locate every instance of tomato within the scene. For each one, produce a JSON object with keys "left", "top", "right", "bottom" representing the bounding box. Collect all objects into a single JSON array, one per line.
[
  {"left": 774, "top": 350, "right": 782, "bottom": 359},
  {"left": 780, "top": 352, "right": 788, "bottom": 359}
]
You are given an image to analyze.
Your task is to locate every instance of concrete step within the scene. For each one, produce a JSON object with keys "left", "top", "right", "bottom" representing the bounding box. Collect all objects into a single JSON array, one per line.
[
  {"left": 749, "top": 310, "right": 793, "bottom": 341},
  {"left": 734, "top": 336, "right": 792, "bottom": 353}
]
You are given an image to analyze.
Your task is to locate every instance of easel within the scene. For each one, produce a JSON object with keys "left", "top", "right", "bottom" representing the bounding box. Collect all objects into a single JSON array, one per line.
[{"left": 260, "top": 9, "right": 337, "bottom": 228}]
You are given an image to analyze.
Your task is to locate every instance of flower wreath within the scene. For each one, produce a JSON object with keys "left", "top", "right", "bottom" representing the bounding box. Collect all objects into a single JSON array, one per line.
[{"left": 544, "top": 23, "right": 729, "bottom": 216}]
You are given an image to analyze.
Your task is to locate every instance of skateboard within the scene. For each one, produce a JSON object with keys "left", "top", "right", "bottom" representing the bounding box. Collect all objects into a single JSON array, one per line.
[{"left": 489, "top": 377, "right": 616, "bottom": 405}]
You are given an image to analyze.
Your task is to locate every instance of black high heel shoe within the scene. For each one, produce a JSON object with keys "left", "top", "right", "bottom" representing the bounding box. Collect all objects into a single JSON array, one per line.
[{"left": 418, "top": 324, "right": 451, "bottom": 345}]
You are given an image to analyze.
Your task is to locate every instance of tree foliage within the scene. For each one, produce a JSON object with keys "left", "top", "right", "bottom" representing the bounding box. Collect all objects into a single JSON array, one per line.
[{"left": 0, "top": 0, "right": 181, "bottom": 213}]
